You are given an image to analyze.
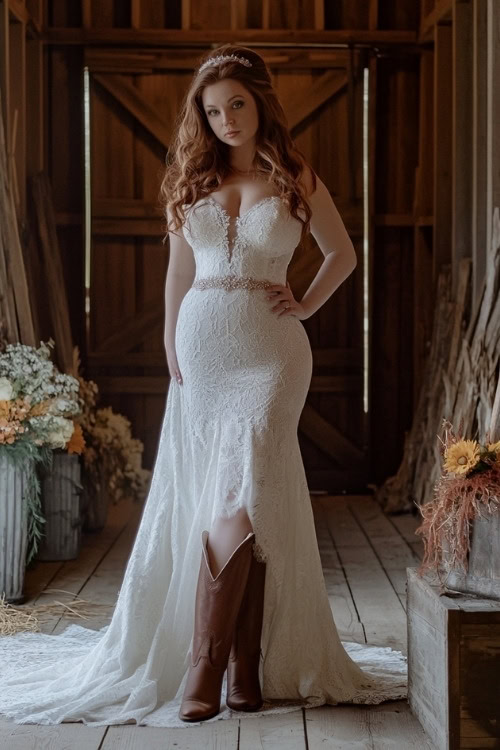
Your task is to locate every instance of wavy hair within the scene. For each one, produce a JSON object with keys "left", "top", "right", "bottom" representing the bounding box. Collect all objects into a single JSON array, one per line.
[{"left": 160, "top": 43, "right": 316, "bottom": 242}]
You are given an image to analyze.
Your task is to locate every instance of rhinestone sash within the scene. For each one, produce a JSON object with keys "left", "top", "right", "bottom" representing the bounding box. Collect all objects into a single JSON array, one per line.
[{"left": 192, "top": 275, "right": 276, "bottom": 291}]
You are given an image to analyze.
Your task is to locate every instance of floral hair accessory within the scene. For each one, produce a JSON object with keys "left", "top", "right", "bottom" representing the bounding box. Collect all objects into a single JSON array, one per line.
[{"left": 198, "top": 54, "right": 252, "bottom": 75}]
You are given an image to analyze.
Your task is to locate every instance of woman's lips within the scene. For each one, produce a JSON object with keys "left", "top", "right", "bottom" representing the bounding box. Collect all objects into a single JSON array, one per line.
[{"left": 225, "top": 130, "right": 240, "bottom": 138}]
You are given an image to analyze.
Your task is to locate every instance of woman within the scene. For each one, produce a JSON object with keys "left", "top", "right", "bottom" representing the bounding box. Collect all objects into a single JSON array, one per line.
[{"left": 0, "top": 44, "right": 406, "bottom": 729}]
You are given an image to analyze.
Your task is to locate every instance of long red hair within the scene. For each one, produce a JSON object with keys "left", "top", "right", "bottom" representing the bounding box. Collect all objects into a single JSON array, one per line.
[{"left": 160, "top": 43, "right": 316, "bottom": 242}]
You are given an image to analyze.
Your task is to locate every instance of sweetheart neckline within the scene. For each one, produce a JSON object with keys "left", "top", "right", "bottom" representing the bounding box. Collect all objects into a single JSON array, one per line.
[{"left": 205, "top": 195, "right": 283, "bottom": 222}]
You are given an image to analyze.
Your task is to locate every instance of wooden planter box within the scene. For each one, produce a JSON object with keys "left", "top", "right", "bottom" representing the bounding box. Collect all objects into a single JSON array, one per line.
[
  {"left": 444, "top": 514, "right": 500, "bottom": 600},
  {"left": 407, "top": 567, "right": 500, "bottom": 750},
  {"left": 37, "top": 453, "right": 83, "bottom": 561}
]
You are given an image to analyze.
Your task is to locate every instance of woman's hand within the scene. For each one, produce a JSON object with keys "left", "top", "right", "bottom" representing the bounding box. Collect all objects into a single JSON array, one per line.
[
  {"left": 165, "top": 345, "right": 183, "bottom": 385},
  {"left": 267, "top": 282, "right": 308, "bottom": 320}
]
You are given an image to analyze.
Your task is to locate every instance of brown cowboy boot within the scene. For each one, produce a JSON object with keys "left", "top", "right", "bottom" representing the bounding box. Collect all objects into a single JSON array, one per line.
[
  {"left": 226, "top": 550, "right": 266, "bottom": 711},
  {"left": 179, "top": 529, "right": 255, "bottom": 722}
]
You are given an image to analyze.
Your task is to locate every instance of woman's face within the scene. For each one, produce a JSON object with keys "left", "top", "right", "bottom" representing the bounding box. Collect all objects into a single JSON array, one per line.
[{"left": 201, "top": 79, "right": 259, "bottom": 148}]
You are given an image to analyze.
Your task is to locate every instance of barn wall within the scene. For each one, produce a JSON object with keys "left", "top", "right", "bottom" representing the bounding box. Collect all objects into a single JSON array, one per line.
[{"left": 6, "top": 0, "right": 484, "bottom": 495}]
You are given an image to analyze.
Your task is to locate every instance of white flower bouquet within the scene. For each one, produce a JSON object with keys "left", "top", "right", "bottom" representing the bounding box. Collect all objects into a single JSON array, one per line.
[{"left": 0, "top": 340, "right": 82, "bottom": 562}]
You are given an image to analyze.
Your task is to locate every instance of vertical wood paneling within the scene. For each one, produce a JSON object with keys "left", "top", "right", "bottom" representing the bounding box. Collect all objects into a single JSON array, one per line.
[
  {"left": 378, "top": 0, "right": 419, "bottom": 30},
  {"left": 452, "top": 1, "right": 473, "bottom": 297},
  {"left": 41, "top": 2, "right": 423, "bottom": 483},
  {"left": 190, "top": 0, "right": 231, "bottom": 29},
  {"left": 375, "top": 56, "right": 420, "bottom": 213},
  {"left": 270, "top": 0, "right": 315, "bottom": 30},
  {"left": 325, "top": 1, "right": 370, "bottom": 30},
  {"left": 9, "top": 19, "right": 26, "bottom": 214},
  {"left": 472, "top": 0, "right": 487, "bottom": 309},
  {"left": 433, "top": 23, "right": 452, "bottom": 283},
  {"left": 49, "top": 46, "right": 85, "bottom": 353}
]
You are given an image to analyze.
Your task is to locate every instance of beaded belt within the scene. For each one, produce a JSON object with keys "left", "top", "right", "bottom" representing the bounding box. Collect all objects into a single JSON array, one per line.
[{"left": 192, "top": 275, "right": 275, "bottom": 291}]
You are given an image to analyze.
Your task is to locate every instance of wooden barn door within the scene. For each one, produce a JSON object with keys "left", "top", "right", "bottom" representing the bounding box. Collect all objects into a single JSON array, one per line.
[{"left": 85, "top": 48, "right": 367, "bottom": 491}]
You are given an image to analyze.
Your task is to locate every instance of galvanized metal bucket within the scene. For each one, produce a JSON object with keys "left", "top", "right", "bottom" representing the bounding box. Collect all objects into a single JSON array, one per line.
[
  {"left": 37, "top": 453, "right": 83, "bottom": 561},
  {"left": 82, "top": 463, "right": 111, "bottom": 532},
  {"left": 0, "top": 451, "right": 29, "bottom": 603}
]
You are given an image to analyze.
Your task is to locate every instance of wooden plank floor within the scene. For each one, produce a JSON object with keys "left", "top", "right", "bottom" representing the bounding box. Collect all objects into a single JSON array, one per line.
[{"left": 0, "top": 494, "right": 436, "bottom": 749}]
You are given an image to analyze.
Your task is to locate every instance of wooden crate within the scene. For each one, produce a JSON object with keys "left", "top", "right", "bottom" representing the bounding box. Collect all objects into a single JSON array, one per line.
[{"left": 407, "top": 567, "right": 500, "bottom": 750}]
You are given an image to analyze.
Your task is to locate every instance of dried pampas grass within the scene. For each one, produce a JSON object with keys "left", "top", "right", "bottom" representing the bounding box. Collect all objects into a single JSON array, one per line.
[
  {"left": 416, "top": 420, "right": 500, "bottom": 577},
  {"left": 0, "top": 589, "right": 113, "bottom": 635}
]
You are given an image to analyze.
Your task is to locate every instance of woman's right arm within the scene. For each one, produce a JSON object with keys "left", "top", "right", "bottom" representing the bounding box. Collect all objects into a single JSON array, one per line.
[{"left": 164, "top": 205, "right": 196, "bottom": 384}]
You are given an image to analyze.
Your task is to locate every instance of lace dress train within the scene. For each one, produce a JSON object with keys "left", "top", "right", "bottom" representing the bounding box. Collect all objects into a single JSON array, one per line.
[{"left": 0, "top": 196, "right": 407, "bottom": 728}]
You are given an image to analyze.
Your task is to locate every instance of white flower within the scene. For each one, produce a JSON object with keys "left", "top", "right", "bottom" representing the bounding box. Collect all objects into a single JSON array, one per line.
[
  {"left": 45, "top": 417, "right": 75, "bottom": 449},
  {"left": 0, "top": 377, "right": 14, "bottom": 400}
]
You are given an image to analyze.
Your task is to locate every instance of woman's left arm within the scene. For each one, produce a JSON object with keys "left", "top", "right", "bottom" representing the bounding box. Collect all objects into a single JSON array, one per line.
[
  {"left": 268, "top": 172, "right": 357, "bottom": 320},
  {"left": 297, "top": 173, "right": 357, "bottom": 319}
]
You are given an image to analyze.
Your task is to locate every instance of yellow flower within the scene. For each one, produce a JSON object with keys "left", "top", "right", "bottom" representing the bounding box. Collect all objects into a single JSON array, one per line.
[
  {"left": 444, "top": 439, "right": 481, "bottom": 475},
  {"left": 487, "top": 440, "right": 500, "bottom": 464}
]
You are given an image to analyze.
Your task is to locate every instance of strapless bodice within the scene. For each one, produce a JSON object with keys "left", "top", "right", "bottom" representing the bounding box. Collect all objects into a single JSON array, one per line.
[{"left": 182, "top": 195, "right": 303, "bottom": 283}]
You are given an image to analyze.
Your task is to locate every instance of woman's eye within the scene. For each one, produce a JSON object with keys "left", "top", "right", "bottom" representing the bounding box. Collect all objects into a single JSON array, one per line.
[{"left": 207, "top": 101, "right": 243, "bottom": 117}]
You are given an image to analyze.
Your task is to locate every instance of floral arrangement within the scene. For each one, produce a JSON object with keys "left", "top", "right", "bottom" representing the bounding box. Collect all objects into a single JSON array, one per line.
[
  {"left": 416, "top": 418, "right": 500, "bottom": 575},
  {"left": 72, "top": 348, "right": 151, "bottom": 505},
  {"left": 0, "top": 340, "right": 81, "bottom": 450},
  {"left": 0, "top": 340, "right": 82, "bottom": 562},
  {"left": 86, "top": 408, "right": 151, "bottom": 503}
]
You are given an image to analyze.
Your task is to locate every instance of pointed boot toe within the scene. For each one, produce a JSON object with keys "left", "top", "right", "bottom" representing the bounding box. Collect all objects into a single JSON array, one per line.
[{"left": 179, "top": 699, "right": 219, "bottom": 722}]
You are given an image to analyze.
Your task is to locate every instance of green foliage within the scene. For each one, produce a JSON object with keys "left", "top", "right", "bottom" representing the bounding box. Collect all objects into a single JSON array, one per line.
[{"left": 0, "top": 443, "right": 53, "bottom": 565}]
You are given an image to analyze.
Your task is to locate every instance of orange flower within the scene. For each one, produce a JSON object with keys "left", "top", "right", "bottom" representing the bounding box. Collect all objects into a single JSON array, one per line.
[
  {"left": 67, "top": 422, "right": 85, "bottom": 454},
  {"left": 28, "top": 399, "right": 51, "bottom": 417}
]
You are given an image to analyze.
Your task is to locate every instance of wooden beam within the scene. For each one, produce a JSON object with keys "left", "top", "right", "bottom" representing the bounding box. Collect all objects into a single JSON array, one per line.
[
  {"left": 374, "top": 213, "right": 414, "bottom": 227},
  {"left": 88, "top": 346, "right": 363, "bottom": 369},
  {"left": 8, "top": 0, "right": 41, "bottom": 34},
  {"left": 419, "top": 0, "right": 453, "bottom": 43},
  {"left": 314, "top": 0, "right": 324, "bottom": 31},
  {"left": 93, "top": 198, "right": 163, "bottom": 218},
  {"left": 181, "top": 0, "right": 190, "bottom": 30},
  {"left": 299, "top": 403, "right": 364, "bottom": 470},
  {"left": 452, "top": 0, "right": 473, "bottom": 297},
  {"left": 287, "top": 70, "right": 348, "bottom": 131},
  {"left": 84, "top": 47, "right": 353, "bottom": 73},
  {"left": 44, "top": 28, "right": 417, "bottom": 47},
  {"left": 31, "top": 173, "right": 73, "bottom": 370},
  {"left": 0, "top": 111, "right": 36, "bottom": 345},
  {"left": 8, "top": 0, "right": 29, "bottom": 24},
  {"left": 369, "top": 0, "right": 379, "bottom": 31},
  {"left": 92, "top": 218, "right": 163, "bottom": 236},
  {"left": 131, "top": 0, "right": 141, "bottom": 29},
  {"left": 309, "top": 375, "right": 363, "bottom": 394},
  {"left": 0, "top": 1, "right": 9, "bottom": 170},
  {"left": 81, "top": 0, "right": 91, "bottom": 29},
  {"left": 93, "top": 73, "right": 171, "bottom": 150},
  {"left": 433, "top": 23, "right": 453, "bottom": 283},
  {"left": 472, "top": 0, "right": 488, "bottom": 309},
  {"left": 94, "top": 298, "right": 162, "bottom": 353},
  {"left": 94, "top": 375, "right": 167, "bottom": 394}
]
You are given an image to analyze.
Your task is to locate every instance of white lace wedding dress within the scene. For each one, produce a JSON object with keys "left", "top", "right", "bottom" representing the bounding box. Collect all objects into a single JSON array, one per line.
[{"left": 0, "top": 195, "right": 406, "bottom": 728}]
